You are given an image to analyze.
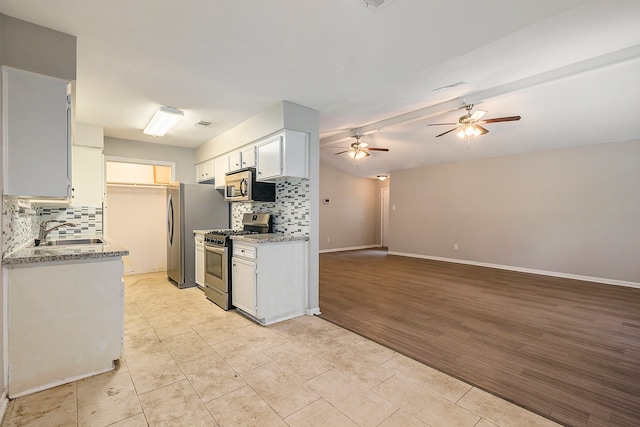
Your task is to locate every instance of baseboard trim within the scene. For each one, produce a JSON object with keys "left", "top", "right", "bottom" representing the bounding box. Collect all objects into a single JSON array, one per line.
[
  {"left": 0, "top": 392, "right": 8, "bottom": 424},
  {"left": 319, "top": 245, "right": 379, "bottom": 254},
  {"left": 305, "top": 307, "right": 321, "bottom": 315},
  {"left": 8, "top": 364, "right": 115, "bottom": 399},
  {"left": 388, "top": 251, "right": 640, "bottom": 289}
]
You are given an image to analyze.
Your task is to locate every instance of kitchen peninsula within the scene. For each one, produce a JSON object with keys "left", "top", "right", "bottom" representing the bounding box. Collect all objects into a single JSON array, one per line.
[{"left": 2, "top": 240, "right": 128, "bottom": 398}]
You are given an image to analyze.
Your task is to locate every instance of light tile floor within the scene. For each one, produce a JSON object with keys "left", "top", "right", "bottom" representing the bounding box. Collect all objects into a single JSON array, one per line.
[{"left": 1, "top": 272, "right": 560, "bottom": 427}]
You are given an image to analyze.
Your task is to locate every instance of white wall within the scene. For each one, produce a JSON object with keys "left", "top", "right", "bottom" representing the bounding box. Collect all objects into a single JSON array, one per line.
[
  {"left": 389, "top": 140, "right": 640, "bottom": 284},
  {"left": 105, "top": 186, "right": 166, "bottom": 275},
  {"left": 0, "top": 14, "right": 76, "bottom": 81},
  {"left": 319, "top": 162, "right": 381, "bottom": 251},
  {"left": 103, "top": 137, "right": 195, "bottom": 183},
  {"left": 107, "top": 162, "right": 156, "bottom": 184}
]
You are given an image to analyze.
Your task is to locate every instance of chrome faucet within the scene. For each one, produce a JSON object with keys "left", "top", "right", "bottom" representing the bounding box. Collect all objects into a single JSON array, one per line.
[{"left": 35, "top": 220, "right": 77, "bottom": 246}]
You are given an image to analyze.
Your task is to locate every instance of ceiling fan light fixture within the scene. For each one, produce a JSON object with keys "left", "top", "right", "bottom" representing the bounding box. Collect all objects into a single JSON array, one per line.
[
  {"left": 466, "top": 125, "right": 476, "bottom": 136},
  {"left": 457, "top": 124, "right": 481, "bottom": 139},
  {"left": 350, "top": 150, "right": 368, "bottom": 160}
]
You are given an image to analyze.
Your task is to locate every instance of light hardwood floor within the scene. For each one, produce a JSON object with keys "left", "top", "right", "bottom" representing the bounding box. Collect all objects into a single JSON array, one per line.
[
  {"left": 319, "top": 248, "right": 640, "bottom": 427},
  {"left": 1, "top": 271, "right": 557, "bottom": 426}
]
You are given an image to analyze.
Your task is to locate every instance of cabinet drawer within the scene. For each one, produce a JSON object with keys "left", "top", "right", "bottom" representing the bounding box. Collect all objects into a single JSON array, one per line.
[{"left": 234, "top": 244, "right": 256, "bottom": 259}]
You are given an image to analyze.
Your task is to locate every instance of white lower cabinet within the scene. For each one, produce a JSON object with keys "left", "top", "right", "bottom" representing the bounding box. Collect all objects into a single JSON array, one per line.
[
  {"left": 232, "top": 257, "right": 257, "bottom": 316},
  {"left": 232, "top": 240, "right": 306, "bottom": 325},
  {"left": 6, "top": 258, "right": 125, "bottom": 397},
  {"left": 195, "top": 234, "right": 205, "bottom": 286}
]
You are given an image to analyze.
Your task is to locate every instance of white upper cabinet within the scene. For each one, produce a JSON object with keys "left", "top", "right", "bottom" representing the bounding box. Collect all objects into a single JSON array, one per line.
[
  {"left": 256, "top": 130, "right": 308, "bottom": 181},
  {"left": 241, "top": 145, "right": 256, "bottom": 169},
  {"left": 71, "top": 146, "right": 103, "bottom": 205},
  {"left": 228, "top": 151, "right": 242, "bottom": 172},
  {"left": 71, "top": 122, "right": 104, "bottom": 206},
  {"left": 2, "top": 67, "right": 71, "bottom": 198},
  {"left": 228, "top": 146, "right": 256, "bottom": 173},
  {"left": 214, "top": 156, "right": 229, "bottom": 189},
  {"left": 196, "top": 158, "right": 215, "bottom": 182}
]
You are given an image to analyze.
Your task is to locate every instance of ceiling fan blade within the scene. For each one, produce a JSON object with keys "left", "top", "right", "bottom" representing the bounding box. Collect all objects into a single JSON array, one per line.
[
  {"left": 365, "top": 148, "right": 389, "bottom": 152},
  {"left": 428, "top": 123, "right": 458, "bottom": 126},
  {"left": 475, "top": 125, "right": 489, "bottom": 135},
  {"left": 470, "top": 110, "right": 487, "bottom": 121},
  {"left": 435, "top": 127, "right": 459, "bottom": 137},
  {"left": 482, "top": 115, "right": 521, "bottom": 123},
  {"left": 334, "top": 149, "right": 353, "bottom": 155}
]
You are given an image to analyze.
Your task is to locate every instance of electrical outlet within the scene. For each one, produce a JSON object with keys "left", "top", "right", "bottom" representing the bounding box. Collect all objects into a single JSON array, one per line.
[
  {"left": 454, "top": 243, "right": 459, "bottom": 250},
  {"left": 327, "top": 237, "right": 330, "bottom": 242}
]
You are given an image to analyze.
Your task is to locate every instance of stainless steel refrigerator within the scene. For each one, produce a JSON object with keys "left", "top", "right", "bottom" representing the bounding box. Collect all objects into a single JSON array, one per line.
[{"left": 167, "top": 183, "right": 229, "bottom": 288}]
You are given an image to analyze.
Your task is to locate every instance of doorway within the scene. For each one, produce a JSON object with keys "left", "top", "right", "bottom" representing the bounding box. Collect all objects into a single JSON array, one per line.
[{"left": 104, "top": 157, "right": 175, "bottom": 274}]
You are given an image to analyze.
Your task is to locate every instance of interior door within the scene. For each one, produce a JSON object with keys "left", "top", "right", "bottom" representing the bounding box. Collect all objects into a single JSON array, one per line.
[{"left": 381, "top": 187, "right": 390, "bottom": 247}]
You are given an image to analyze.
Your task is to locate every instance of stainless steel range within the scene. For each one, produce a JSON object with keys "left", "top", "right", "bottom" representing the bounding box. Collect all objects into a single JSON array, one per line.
[{"left": 203, "top": 213, "right": 271, "bottom": 309}]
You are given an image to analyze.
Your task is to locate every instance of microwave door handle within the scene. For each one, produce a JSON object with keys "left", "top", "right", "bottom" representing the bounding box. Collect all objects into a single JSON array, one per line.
[{"left": 240, "top": 178, "right": 248, "bottom": 196}]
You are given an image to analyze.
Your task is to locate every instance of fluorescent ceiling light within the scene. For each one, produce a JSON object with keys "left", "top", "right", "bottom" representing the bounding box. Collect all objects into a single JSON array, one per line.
[{"left": 143, "top": 106, "right": 184, "bottom": 136}]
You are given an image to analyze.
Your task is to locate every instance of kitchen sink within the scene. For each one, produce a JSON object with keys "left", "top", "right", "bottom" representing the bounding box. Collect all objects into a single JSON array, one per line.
[{"left": 40, "top": 238, "right": 105, "bottom": 246}]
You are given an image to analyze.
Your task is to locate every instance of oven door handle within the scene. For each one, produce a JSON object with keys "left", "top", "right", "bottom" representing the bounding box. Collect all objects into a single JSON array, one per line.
[{"left": 205, "top": 244, "right": 227, "bottom": 256}]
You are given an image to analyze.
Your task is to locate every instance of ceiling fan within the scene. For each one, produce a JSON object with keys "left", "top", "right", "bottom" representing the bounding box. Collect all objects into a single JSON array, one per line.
[
  {"left": 429, "top": 104, "right": 521, "bottom": 140},
  {"left": 334, "top": 134, "right": 389, "bottom": 160}
]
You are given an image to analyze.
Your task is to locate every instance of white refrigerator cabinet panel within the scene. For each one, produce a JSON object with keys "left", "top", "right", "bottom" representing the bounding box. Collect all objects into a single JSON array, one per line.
[{"left": 6, "top": 258, "right": 124, "bottom": 398}]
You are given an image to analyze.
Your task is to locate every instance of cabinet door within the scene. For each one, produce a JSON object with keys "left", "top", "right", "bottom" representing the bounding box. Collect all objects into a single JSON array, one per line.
[
  {"left": 232, "top": 257, "right": 257, "bottom": 316},
  {"left": 228, "top": 151, "right": 242, "bottom": 172},
  {"left": 195, "top": 238, "right": 205, "bottom": 286},
  {"left": 195, "top": 163, "right": 206, "bottom": 181},
  {"left": 256, "top": 136, "right": 282, "bottom": 180},
  {"left": 214, "top": 156, "right": 229, "bottom": 189},
  {"left": 71, "top": 146, "right": 103, "bottom": 205},
  {"left": 3, "top": 67, "right": 71, "bottom": 197},
  {"left": 196, "top": 159, "right": 214, "bottom": 182},
  {"left": 241, "top": 146, "right": 256, "bottom": 168}
]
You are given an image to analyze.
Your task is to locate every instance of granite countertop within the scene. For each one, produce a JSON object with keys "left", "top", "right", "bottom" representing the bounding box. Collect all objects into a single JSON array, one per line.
[
  {"left": 193, "top": 229, "right": 211, "bottom": 235},
  {"left": 230, "top": 233, "right": 309, "bottom": 244},
  {"left": 2, "top": 237, "right": 129, "bottom": 266}
]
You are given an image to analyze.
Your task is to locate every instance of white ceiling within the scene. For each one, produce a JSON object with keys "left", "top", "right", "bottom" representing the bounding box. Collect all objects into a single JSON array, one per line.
[{"left": 1, "top": 0, "right": 639, "bottom": 178}]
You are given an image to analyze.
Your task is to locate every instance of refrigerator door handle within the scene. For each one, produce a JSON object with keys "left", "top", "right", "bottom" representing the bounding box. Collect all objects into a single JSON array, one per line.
[{"left": 167, "top": 194, "right": 174, "bottom": 246}]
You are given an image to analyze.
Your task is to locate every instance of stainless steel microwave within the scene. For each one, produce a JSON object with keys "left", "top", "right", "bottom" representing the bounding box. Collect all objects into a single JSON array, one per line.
[{"left": 224, "top": 168, "right": 275, "bottom": 202}]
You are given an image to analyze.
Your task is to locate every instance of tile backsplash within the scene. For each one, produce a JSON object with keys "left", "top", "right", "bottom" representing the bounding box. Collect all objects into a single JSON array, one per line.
[
  {"left": 231, "top": 178, "right": 309, "bottom": 234},
  {"left": 3, "top": 177, "right": 305, "bottom": 256},
  {"left": 2, "top": 197, "right": 103, "bottom": 256}
]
